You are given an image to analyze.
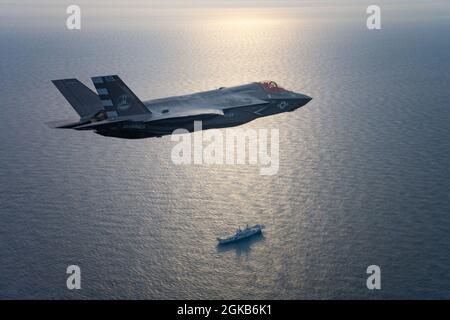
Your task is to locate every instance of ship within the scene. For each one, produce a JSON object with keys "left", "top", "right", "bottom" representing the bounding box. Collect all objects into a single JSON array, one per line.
[{"left": 217, "top": 224, "right": 265, "bottom": 245}]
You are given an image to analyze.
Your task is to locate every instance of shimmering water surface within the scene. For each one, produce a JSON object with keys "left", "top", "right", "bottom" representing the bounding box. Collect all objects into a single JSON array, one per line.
[{"left": 1, "top": 2, "right": 450, "bottom": 299}]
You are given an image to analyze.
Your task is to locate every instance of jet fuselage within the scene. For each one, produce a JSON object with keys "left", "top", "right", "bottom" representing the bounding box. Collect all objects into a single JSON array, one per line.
[{"left": 49, "top": 76, "right": 312, "bottom": 139}]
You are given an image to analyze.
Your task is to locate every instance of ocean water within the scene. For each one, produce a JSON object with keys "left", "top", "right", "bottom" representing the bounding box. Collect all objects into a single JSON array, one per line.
[{"left": 1, "top": 2, "right": 450, "bottom": 299}]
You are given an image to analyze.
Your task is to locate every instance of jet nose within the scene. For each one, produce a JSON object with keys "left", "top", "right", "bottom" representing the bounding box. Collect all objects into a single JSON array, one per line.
[
  {"left": 296, "top": 93, "right": 312, "bottom": 106},
  {"left": 289, "top": 94, "right": 311, "bottom": 110},
  {"left": 299, "top": 93, "right": 312, "bottom": 102}
]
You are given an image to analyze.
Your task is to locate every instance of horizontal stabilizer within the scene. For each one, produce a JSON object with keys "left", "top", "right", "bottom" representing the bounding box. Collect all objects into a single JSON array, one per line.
[
  {"left": 46, "top": 119, "right": 88, "bottom": 129},
  {"left": 72, "top": 118, "right": 128, "bottom": 130}
]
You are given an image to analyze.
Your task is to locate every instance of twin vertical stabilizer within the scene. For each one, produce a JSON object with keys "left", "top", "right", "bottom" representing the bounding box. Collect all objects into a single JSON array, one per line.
[
  {"left": 91, "top": 75, "right": 151, "bottom": 119},
  {"left": 52, "top": 75, "right": 150, "bottom": 122}
]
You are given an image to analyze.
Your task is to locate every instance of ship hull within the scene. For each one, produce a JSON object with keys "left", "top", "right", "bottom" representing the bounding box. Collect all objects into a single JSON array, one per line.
[{"left": 217, "top": 228, "right": 262, "bottom": 245}]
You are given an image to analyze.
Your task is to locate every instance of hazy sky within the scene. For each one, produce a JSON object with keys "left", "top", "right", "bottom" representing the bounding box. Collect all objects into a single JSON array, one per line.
[
  {"left": 3, "top": 0, "right": 447, "bottom": 11},
  {"left": 1, "top": 0, "right": 449, "bottom": 28}
]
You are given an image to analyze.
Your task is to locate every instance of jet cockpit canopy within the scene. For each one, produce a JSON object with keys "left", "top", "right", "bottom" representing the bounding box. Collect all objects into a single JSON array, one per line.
[{"left": 258, "top": 81, "right": 287, "bottom": 93}]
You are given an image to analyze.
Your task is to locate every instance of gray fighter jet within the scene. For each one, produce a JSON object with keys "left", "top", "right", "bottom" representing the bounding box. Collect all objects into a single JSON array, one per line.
[{"left": 48, "top": 75, "right": 312, "bottom": 139}]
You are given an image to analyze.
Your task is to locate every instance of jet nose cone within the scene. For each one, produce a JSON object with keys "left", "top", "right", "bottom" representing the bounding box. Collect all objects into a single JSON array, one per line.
[
  {"left": 291, "top": 93, "right": 312, "bottom": 110},
  {"left": 297, "top": 93, "right": 312, "bottom": 104},
  {"left": 294, "top": 93, "right": 312, "bottom": 101}
]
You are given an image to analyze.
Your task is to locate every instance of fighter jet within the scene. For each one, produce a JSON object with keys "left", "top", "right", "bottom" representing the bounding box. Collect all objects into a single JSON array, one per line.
[{"left": 48, "top": 75, "right": 312, "bottom": 139}]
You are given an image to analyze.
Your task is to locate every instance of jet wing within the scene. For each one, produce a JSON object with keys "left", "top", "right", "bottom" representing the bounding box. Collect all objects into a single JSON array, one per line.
[
  {"left": 143, "top": 92, "right": 269, "bottom": 123},
  {"left": 145, "top": 108, "right": 224, "bottom": 122},
  {"left": 214, "top": 94, "right": 269, "bottom": 110}
]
